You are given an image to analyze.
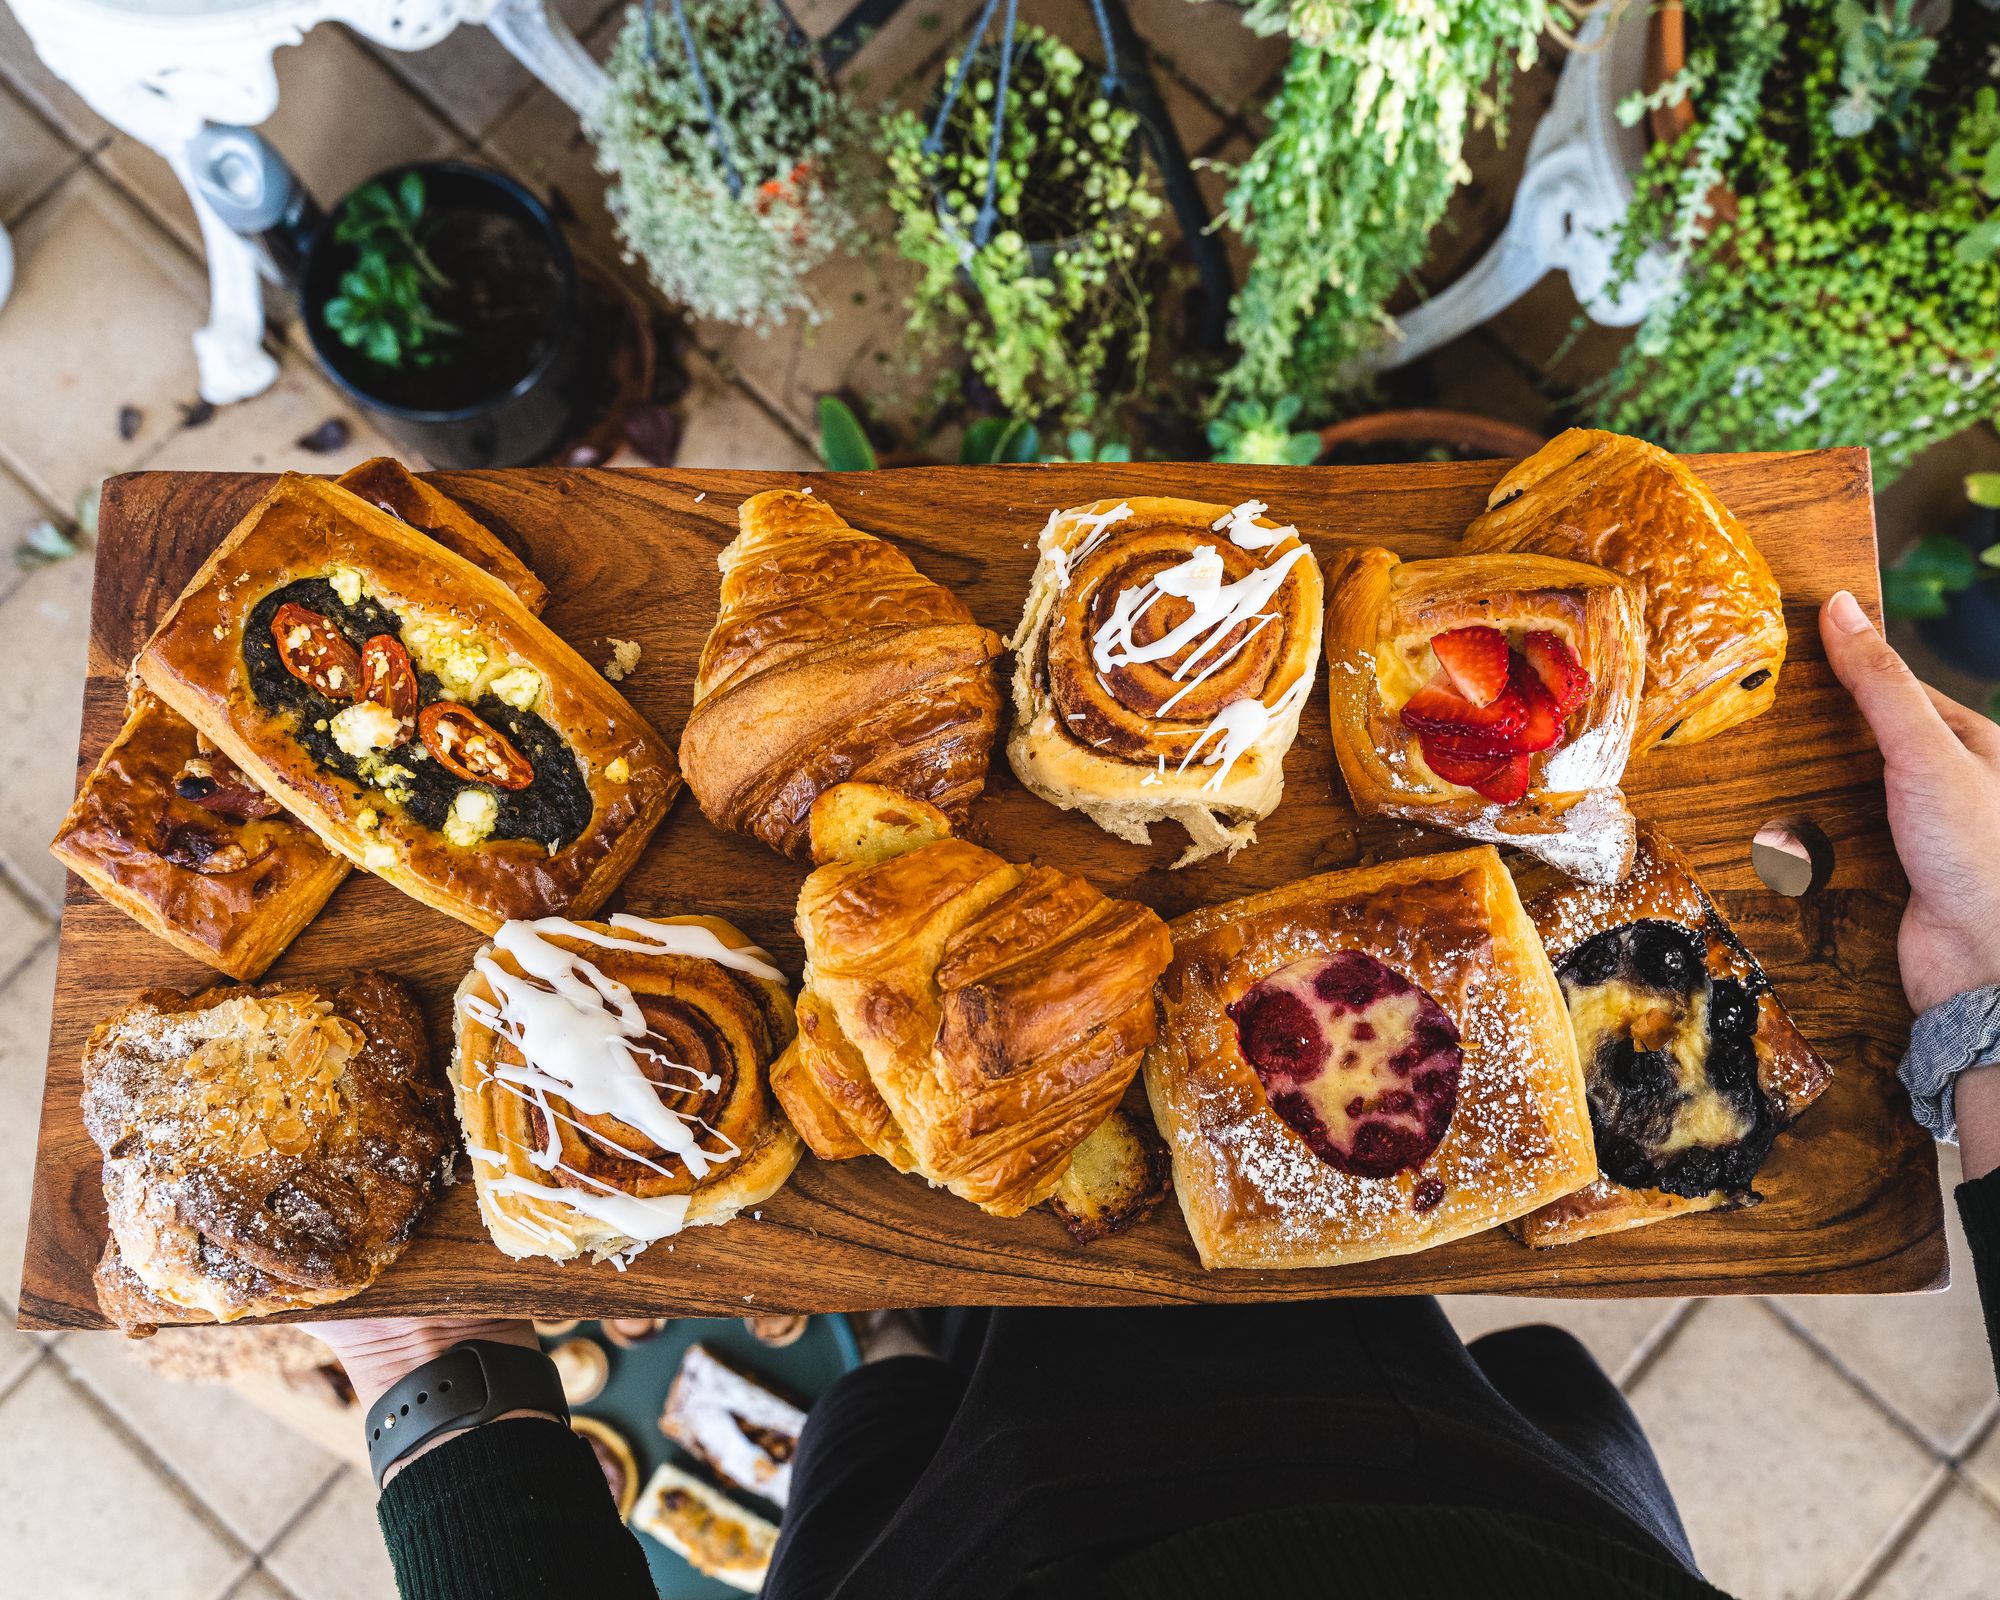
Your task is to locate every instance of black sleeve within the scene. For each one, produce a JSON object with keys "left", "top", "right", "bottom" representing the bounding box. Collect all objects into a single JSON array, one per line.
[
  {"left": 375, "top": 1416, "right": 655, "bottom": 1600},
  {"left": 1958, "top": 1168, "right": 2000, "bottom": 1393}
]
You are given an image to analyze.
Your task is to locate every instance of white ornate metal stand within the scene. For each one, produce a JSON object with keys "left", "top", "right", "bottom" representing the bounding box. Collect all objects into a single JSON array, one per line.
[
  {"left": 1359, "top": 0, "right": 1676, "bottom": 375},
  {"left": 3, "top": 0, "right": 612, "bottom": 403}
]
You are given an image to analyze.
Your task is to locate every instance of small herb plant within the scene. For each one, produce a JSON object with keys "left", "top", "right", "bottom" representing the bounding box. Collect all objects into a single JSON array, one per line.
[
  {"left": 1207, "top": 396, "right": 1320, "bottom": 464},
  {"left": 322, "top": 173, "right": 458, "bottom": 369},
  {"left": 1830, "top": 0, "right": 1939, "bottom": 138},
  {"left": 1215, "top": 0, "right": 1551, "bottom": 409},
  {"left": 591, "top": 0, "right": 867, "bottom": 331},
  {"left": 883, "top": 26, "right": 1164, "bottom": 426},
  {"left": 1882, "top": 472, "right": 2000, "bottom": 617}
]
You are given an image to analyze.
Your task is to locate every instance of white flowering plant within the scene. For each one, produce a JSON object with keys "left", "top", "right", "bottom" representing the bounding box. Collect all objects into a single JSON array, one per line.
[{"left": 589, "top": 0, "right": 868, "bottom": 330}]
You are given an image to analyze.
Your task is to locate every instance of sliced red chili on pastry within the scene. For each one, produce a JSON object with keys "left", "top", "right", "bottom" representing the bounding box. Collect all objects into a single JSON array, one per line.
[
  {"left": 271, "top": 603, "right": 361, "bottom": 701},
  {"left": 359, "top": 635, "right": 419, "bottom": 740},
  {"left": 419, "top": 702, "right": 534, "bottom": 790}
]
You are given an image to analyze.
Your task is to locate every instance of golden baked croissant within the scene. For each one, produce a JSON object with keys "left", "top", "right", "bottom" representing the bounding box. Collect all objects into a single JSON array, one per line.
[
  {"left": 679, "top": 490, "right": 1005, "bottom": 858},
  {"left": 1007, "top": 496, "right": 1324, "bottom": 867},
  {"left": 772, "top": 782, "right": 1174, "bottom": 1216},
  {"left": 1459, "top": 429, "right": 1786, "bottom": 753},
  {"left": 452, "top": 913, "right": 802, "bottom": 1264},
  {"left": 1323, "top": 547, "right": 1646, "bottom": 884}
]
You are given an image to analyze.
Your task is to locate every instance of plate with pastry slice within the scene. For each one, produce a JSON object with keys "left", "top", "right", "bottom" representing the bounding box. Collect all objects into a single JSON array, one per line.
[
  {"left": 1459, "top": 428, "right": 1786, "bottom": 754},
  {"left": 1510, "top": 825, "right": 1834, "bottom": 1248},
  {"left": 1007, "top": 495, "right": 1324, "bottom": 867},
  {"left": 80, "top": 972, "right": 454, "bottom": 1333},
  {"left": 1144, "top": 846, "right": 1596, "bottom": 1271}
]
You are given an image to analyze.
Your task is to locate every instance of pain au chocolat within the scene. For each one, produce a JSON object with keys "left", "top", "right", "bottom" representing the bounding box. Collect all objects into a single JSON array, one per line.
[
  {"left": 1459, "top": 429, "right": 1786, "bottom": 754},
  {"left": 1143, "top": 847, "right": 1595, "bottom": 1270},
  {"left": 131, "top": 472, "right": 677, "bottom": 933},
  {"left": 679, "top": 489, "right": 1005, "bottom": 859},
  {"left": 1323, "top": 546, "right": 1645, "bottom": 885},
  {"left": 1511, "top": 825, "right": 1832, "bottom": 1247},
  {"left": 1008, "top": 496, "right": 1323, "bottom": 868}
]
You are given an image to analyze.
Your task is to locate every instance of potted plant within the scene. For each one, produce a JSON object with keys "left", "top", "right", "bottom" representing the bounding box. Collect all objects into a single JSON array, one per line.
[
  {"left": 883, "top": 25, "right": 1165, "bottom": 427},
  {"left": 589, "top": 0, "right": 868, "bottom": 331},
  {"left": 1213, "top": 0, "right": 1554, "bottom": 410},
  {"left": 1884, "top": 471, "right": 2000, "bottom": 681},
  {"left": 303, "top": 162, "right": 583, "bottom": 468},
  {"left": 1597, "top": 0, "right": 2000, "bottom": 484}
]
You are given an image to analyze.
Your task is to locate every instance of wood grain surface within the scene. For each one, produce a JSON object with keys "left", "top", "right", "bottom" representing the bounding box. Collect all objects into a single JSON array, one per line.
[{"left": 17, "top": 454, "right": 1946, "bottom": 1330}]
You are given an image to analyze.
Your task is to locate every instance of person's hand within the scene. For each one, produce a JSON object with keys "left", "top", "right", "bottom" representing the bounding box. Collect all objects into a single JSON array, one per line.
[
  {"left": 304, "top": 1316, "right": 549, "bottom": 1484},
  {"left": 1820, "top": 591, "right": 2000, "bottom": 1015}
]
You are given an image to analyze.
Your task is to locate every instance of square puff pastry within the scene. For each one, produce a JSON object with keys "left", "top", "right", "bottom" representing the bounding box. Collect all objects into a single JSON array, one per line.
[
  {"left": 1143, "top": 846, "right": 1596, "bottom": 1270},
  {"left": 1323, "top": 547, "right": 1645, "bottom": 885},
  {"left": 133, "top": 472, "right": 678, "bottom": 933},
  {"left": 1510, "top": 825, "right": 1833, "bottom": 1248},
  {"left": 1459, "top": 428, "right": 1786, "bottom": 753}
]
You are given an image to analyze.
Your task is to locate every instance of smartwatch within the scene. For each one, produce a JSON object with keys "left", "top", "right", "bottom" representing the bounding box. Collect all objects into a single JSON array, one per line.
[{"left": 366, "top": 1339, "right": 569, "bottom": 1488}]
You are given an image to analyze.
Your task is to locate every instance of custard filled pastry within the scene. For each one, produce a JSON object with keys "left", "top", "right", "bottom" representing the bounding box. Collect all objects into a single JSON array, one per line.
[
  {"left": 1459, "top": 428, "right": 1786, "bottom": 753},
  {"left": 1009, "top": 496, "right": 1323, "bottom": 867},
  {"left": 81, "top": 973, "right": 453, "bottom": 1332},
  {"left": 452, "top": 914, "right": 802, "bottom": 1264},
  {"left": 773, "top": 782, "right": 1173, "bottom": 1216},
  {"left": 679, "top": 489, "right": 1005, "bottom": 858},
  {"left": 632, "top": 1462, "right": 777, "bottom": 1592},
  {"left": 1324, "top": 547, "right": 1645, "bottom": 885},
  {"left": 1143, "top": 847, "right": 1595, "bottom": 1270},
  {"left": 1511, "top": 825, "right": 1832, "bottom": 1247},
  {"left": 133, "top": 473, "right": 677, "bottom": 932}
]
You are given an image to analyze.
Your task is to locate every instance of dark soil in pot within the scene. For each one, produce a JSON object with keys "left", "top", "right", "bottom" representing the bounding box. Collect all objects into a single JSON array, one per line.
[
  {"left": 1316, "top": 410, "right": 1546, "bottom": 466},
  {"left": 1916, "top": 505, "right": 2000, "bottom": 679}
]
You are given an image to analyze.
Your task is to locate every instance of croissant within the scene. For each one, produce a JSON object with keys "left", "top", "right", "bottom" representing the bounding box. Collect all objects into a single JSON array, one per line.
[
  {"left": 679, "top": 490, "right": 1006, "bottom": 858},
  {"left": 1459, "top": 429, "right": 1786, "bottom": 753},
  {"left": 1007, "top": 496, "right": 1324, "bottom": 867},
  {"left": 771, "top": 783, "right": 1174, "bottom": 1216}
]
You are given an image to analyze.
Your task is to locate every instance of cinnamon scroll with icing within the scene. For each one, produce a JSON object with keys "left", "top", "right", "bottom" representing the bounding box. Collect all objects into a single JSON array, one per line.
[
  {"left": 450, "top": 914, "right": 802, "bottom": 1263},
  {"left": 1008, "top": 496, "right": 1324, "bottom": 868}
]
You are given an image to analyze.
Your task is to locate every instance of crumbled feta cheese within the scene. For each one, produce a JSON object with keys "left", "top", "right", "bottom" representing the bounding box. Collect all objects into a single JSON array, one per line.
[
  {"left": 326, "top": 566, "right": 365, "bottom": 607},
  {"left": 403, "top": 616, "right": 490, "bottom": 700},
  {"left": 362, "top": 842, "right": 396, "bottom": 871},
  {"left": 602, "top": 638, "right": 641, "bottom": 682},
  {"left": 330, "top": 701, "right": 403, "bottom": 758},
  {"left": 604, "top": 756, "right": 630, "bottom": 784},
  {"left": 443, "top": 788, "right": 499, "bottom": 849},
  {"left": 356, "top": 807, "right": 379, "bottom": 831},
  {"left": 489, "top": 666, "right": 543, "bottom": 712}
]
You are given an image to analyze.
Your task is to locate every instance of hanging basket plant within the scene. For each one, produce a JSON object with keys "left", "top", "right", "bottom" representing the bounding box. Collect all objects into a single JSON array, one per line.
[
  {"left": 589, "top": 0, "right": 867, "bottom": 330},
  {"left": 1596, "top": 0, "right": 2000, "bottom": 483},
  {"left": 882, "top": 22, "right": 1165, "bottom": 427}
]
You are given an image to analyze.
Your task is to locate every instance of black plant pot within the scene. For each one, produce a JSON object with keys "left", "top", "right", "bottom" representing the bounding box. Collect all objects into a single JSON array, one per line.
[
  {"left": 304, "top": 162, "right": 583, "bottom": 469},
  {"left": 1916, "top": 505, "right": 2000, "bottom": 678}
]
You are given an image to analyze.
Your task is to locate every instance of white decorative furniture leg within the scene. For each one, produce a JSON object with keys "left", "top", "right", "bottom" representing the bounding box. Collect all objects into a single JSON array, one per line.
[
  {"left": 485, "top": 0, "right": 610, "bottom": 117},
  {"left": 0, "top": 222, "right": 14, "bottom": 314},
  {"left": 173, "top": 146, "right": 285, "bottom": 404}
]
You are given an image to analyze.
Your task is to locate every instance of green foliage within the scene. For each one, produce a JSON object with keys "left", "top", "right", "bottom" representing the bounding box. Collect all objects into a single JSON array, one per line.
[
  {"left": 591, "top": 0, "right": 867, "bottom": 330},
  {"left": 960, "top": 417, "right": 1043, "bottom": 464},
  {"left": 1039, "top": 427, "right": 1132, "bottom": 463},
  {"left": 1599, "top": 1, "right": 2000, "bottom": 484},
  {"left": 1830, "top": 0, "right": 1937, "bottom": 138},
  {"left": 1215, "top": 0, "right": 1550, "bottom": 408},
  {"left": 1883, "top": 533, "right": 1981, "bottom": 616},
  {"left": 322, "top": 173, "right": 458, "bottom": 370},
  {"left": 818, "top": 396, "right": 878, "bottom": 470},
  {"left": 882, "top": 26, "right": 1164, "bottom": 426},
  {"left": 1207, "top": 395, "right": 1319, "bottom": 464}
]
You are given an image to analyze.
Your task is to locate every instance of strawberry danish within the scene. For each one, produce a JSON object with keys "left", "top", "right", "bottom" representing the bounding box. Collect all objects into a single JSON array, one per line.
[{"left": 1322, "top": 548, "right": 1646, "bottom": 885}]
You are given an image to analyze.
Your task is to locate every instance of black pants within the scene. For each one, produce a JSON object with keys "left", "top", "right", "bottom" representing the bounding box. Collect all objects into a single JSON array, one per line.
[{"left": 766, "top": 1299, "right": 1696, "bottom": 1600}]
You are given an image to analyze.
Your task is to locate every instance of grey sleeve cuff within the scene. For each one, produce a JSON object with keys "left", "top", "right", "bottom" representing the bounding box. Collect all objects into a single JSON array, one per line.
[{"left": 1899, "top": 984, "right": 2000, "bottom": 1143}]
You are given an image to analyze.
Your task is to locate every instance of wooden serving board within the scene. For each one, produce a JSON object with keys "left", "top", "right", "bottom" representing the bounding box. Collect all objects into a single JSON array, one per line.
[{"left": 18, "top": 456, "right": 1945, "bottom": 1330}]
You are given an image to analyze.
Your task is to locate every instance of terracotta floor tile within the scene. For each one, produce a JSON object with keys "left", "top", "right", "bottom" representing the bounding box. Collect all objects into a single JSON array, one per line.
[
  {"left": 1862, "top": 1481, "right": 2000, "bottom": 1600},
  {"left": 0, "top": 456, "right": 60, "bottom": 610},
  {"left": 835, "top": 0, "right": 984, "bottom": 102},
  {"left": 134, "top": 356, "right": 396, "bottom": 478},
  {"left": 364, "top": 0, "right": 617, "bottom": 139},
  {"left": 0, "top": 1280, "right": 47, "bottom": 1391},
  {"left": 1962, "top": 1410, "right": 2000, "bottom": 1504},
  {"left": 0, "top": 5, "right": 112, "bottom": 149},
  {"left": 0, "top": 534, "right": 94, "bottom": 910},
  {"left": 0, "top": 874, "right": 53, "bottom": 994},
  {"left": 1777, "top": 1143, "right": 1998, "bottom": 1452},
  {"left": 61, "top": 1331, "right": 340, "bottom": 1550},
  {"left": 0, "top": 81, "right": 77, "bottom": 227},
  {"left": 0, "top": 169, "right": 207, "bottom": 510},
  {"left": 264, "top": 1467, "right": 398, "bottom": 1600},
  {"left": 261, "top": 27, "right": 459, "bottom": 207},
  {"left": 676, "top": 353, "right": 819, "bottom": 470},
  {"left": 1120, "top": 0, "right": 1289, "bottom": 116},
  {"left": 0, "top": 944, "right": 57, "bottom": 1308},
  {"left": 1443, "top": 1293, "right": 1684, "bottom": 1386},
  {"left": 1627, "top": 1298, "right": 1937, "bottom": 1599},
  {"left": 0, "top": 1362, "right": 246, "bottom": 1594}
]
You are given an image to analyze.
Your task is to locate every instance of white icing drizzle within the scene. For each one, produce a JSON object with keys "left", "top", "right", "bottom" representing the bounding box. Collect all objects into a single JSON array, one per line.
[
  {"left": 1154, "top": 612, "right": 1278, "bottom": 717},
  {"left": 457, "top": 916, "right": 778, "bottom": 1245},
  {"left": 1174, "top": 672, "right": 1315, "bottom": 793},
  {"left": 1211, "top": 499, "right": 1296, "bottom": 551},
  {"left": 1091, "top": 545, "right": 1309, "bottom": 676},
  {"left": 1045, "top": 500, "right": 1133, "bottom": 589}
]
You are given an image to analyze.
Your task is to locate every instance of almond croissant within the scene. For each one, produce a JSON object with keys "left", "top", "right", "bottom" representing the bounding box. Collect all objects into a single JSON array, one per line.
[{"left": 679, "top": 490, "right": 1006, "bottom": 858}]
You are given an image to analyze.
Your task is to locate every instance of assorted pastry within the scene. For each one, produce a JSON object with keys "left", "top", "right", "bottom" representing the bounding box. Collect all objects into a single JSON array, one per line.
[
  {"left": 659, "top": 1342, "right": 804, "bottom": 1508},
  {"left": 571, "top": 1415, "right": 640, "bottom": 1520},
  {"left": 632, "top": 1460, "right": 778, "bottom": 1593},
  {"left": 1323, "top": 546, "right": 1645, "bottom": 885},
  {"left": 1008, "top": 495, "right": 1324, "bottom": 866},
  {"left": 55, "top": 433, "right": 1840, "bottom": 1342}
]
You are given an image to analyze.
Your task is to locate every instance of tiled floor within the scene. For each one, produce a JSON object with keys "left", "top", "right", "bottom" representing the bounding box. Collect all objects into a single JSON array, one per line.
[{"left": 0, "top": 11, "right": 1996, "bottom": 1599}]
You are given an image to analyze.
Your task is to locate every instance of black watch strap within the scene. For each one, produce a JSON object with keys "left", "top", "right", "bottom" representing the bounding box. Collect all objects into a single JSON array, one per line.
[{"left": 367, "top": 1340, "right": 569, "bottom": 1488}]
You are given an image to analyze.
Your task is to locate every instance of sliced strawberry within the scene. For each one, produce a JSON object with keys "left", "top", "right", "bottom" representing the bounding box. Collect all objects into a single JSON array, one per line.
[
  {"left": 1506, "top": 656, "right": 1565, "bottom": 753},
  {"left": 1429, "top": 625, "right": 1509, "bottom": 708},
  {"left": 1399, "top": 671, "right": 1526, "bottom": 744},
  {"left": 1522, "top": 630, "right": 1592, "bottom": 715},
  {"left": 1468, "top": 754, "right": 1531, "bottom": 805},
  {"left": 1417, "top": 735, "right": 1508, "bottom": 788}
]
